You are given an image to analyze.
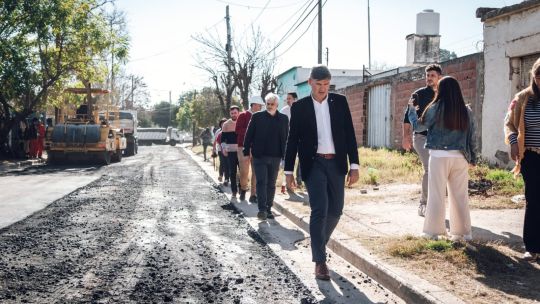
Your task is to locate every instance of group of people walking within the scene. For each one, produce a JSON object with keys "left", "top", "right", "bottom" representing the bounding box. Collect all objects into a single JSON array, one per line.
[
  {"left": 205, "top": 59, "right": 540, "bottom": 280},
  {"left": 210, "top": 65, "right": 360, "bottom": 280}
]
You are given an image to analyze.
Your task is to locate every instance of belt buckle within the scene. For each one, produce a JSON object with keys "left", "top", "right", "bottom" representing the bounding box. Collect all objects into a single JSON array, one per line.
[{"left": 318, "top": 153, "right": 334, "bottom": 159}]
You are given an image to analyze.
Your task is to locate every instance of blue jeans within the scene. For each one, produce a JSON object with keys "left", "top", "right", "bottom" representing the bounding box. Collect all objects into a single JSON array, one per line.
[
  {"left": 253, "top": 156, "right": 281, "bottom": 213},
  {"left": 304, "top": 157, "right": 345, "bottom": 263}
]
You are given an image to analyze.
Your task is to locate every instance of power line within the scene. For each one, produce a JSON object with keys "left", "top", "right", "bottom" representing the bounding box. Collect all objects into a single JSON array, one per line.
[
  {"left": 272, "top": 0, "right": 316, "bottom": 50},
  {"left": 128, "top": 18, "right": 224, "bottom": 62},
  {"left": 215, "top": 0, "right": 305, "bottom": 9},
  {"left": 268, "top": 0, "right": 312, "bottom": 35},
  {"left": 274, "top": 0, "right": 327, "bottom": 59},
  {"left": 237, "top": 0, "right": 272, "bottom": 41},
  {"left": 266, "top": 0, "right": 318, "bottom": 56}
]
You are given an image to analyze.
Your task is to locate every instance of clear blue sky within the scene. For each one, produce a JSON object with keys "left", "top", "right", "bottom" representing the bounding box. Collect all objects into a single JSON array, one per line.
[{"left": 115, "top": 0, "right": 522, "bottom": 103}]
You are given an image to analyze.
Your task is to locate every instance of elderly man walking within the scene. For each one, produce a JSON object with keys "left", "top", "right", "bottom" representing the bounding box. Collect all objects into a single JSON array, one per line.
[
  {"left": 285, "top": 65, "right": 359, "bottom": 281},
  {"left": 243, "top": 93, "right": 289, "bottom": 220}
]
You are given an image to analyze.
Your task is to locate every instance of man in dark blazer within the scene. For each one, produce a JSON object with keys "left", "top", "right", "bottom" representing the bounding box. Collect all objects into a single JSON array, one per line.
[{"left": 285, "top": 65, "right": 359, "bottom": 281}]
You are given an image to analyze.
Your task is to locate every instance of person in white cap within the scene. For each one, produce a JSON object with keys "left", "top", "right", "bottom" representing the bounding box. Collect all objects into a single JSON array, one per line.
[{"left": 235, "top": 96, "right": 264, "bottom": 202}]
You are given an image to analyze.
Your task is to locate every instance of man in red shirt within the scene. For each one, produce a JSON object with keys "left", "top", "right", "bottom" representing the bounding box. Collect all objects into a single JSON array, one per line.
[{"left": 236, "top": 96, "right": 264, "bottom": 202}]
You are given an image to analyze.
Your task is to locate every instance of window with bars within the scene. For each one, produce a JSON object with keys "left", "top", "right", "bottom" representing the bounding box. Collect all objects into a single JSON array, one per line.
[{"left": 520, "top": 53, "right": 540, "bottom": 89}]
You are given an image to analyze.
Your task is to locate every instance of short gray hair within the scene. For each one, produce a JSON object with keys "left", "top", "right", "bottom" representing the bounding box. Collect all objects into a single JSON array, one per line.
[
  {"left": 310, "top": 65, "right": 332, "bottom": 80},
  {"left": 265, "top": 92, "right": 279, "bottom": 103}
]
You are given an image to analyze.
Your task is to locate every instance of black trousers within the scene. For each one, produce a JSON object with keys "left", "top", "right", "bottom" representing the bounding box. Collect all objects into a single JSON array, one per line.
[
  {"left": 218, "top": 151, "right": 230, "bottom": 181},
  {"left": 521, "top": 150, "right": 540, "bottom": 253},
  {"left": 304, "top": 157, "right": 345, "bottom": 263},
  {"left": 227, "top": 152, "right": 239, "bottom": 194},
  {"left": 202, "top": 144, "right": 210, "bottom": 160},
  {"left": 253, "top": 156, "right": 281, "bottom": 213}
]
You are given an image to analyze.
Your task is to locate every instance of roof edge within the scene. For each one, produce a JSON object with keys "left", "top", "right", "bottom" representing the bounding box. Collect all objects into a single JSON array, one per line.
[{"left": 477, "top": 0, "right": 540, "bottom": 22}]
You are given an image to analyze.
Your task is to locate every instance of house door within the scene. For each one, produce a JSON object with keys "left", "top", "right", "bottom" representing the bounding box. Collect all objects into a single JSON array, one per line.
[{"left": 367, "top": 84, "right": 391, "bottom": 148}]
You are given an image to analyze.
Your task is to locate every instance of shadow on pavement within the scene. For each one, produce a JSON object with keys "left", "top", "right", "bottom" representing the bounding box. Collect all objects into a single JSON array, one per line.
[
  {"left": 0, "top": 163, "right": 100, "bottom": 176},
  {"left": 467, "top": 242, "right": 540, "bottom": 301},
  {"left": 285, "top": 190, "right": 309, "bottom": 203},
  {"left": 257, "top": 220, "right": 305, "bottom": 251},
  {"left": 444, "top": 219, "right": 524, "bottom": 245},
  {"left": 317, "top": 271, "right": 381, "bottom": 304}
]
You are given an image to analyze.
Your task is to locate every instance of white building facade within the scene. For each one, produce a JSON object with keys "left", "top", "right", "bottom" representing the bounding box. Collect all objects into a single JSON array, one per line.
[{"left": 477, "top": 1, "right": 540, "bottom": 165}]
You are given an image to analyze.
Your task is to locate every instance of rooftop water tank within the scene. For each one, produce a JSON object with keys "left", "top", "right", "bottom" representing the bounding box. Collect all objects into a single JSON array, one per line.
[{"left": 416, "top": 9, "right": 440, "bottom": 35}]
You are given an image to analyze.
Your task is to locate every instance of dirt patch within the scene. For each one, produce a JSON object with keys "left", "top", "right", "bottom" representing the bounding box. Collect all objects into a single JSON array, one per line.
[
  {"left": 364, "top": 236, "right": 540, "bottom": 304},
  {"left": 346, "top": 182, "right": 524, "bottom": 210}
]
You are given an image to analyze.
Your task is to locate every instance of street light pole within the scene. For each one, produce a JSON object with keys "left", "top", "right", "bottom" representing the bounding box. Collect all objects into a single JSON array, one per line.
[
  {"left": 368, "top": 0, "right": 371, "bottom": 70},
  {"left": 318, "top": 0, "right": 322, "bottom": 64},
  {"left": 169, "top": 90, "right": 172, "bottom": 127}
]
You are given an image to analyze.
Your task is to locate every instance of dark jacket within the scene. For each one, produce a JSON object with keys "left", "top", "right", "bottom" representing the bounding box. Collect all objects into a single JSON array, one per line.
[
  {"left": 284, "top": 93, "right": 359, "bottom": 180},
  {"left": 243, "top": 111, "right": 289, "bottom": 158},
  {"left": 403, "top": 86, "right": 435, "bottom": 135}
]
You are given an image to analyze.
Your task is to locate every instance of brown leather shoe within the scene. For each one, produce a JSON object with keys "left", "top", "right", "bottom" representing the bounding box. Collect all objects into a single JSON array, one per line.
[{"left": 315, "top": 262, "right": 330, "bottom": 280}]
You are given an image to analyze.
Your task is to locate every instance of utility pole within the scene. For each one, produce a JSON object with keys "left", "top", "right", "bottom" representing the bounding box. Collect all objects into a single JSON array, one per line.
[
  {"left": 325, "top": 47, "right": 329, "bottom": 66},
  {"left": 110, "top": 18, "right": 115, "bottom": 107},
  {"left": 318, "top": 0, "right": 322, "bottom": 64},
  {"left": 368, "top": 0, "right": 371, "bottom": 70},
  {"left": 169, "top": 90, "right": 172, "bottom": 126},
  {"left": 225, "top": 5, "right": 233, "bottom": 98},
  {"left": 130, "top": 75, "right": 134, "bottom": 110}
]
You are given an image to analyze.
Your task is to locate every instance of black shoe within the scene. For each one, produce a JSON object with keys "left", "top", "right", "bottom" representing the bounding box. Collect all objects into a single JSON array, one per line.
[
  {"left": 239, "top": 190, "right": 246, "bottom": 201},
  {"left": 232, "top": 192, "right": 237, "bottom": 198},
  {"left": 223, "top": 180, "right": 229, "bottom": 186},
  {"left": 257, "top": 211, "right": 267, "bottom": 220},
  {"left": 266, "top": 212, "right": 275, "bottom": 220},
  {"left": 249, "top": 195, "right": 257, "bottom": 203}
]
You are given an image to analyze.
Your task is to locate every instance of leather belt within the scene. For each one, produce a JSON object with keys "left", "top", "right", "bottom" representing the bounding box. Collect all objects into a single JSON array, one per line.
[{"left": 316, "top": 153, "right": 336, "bottom": 159}]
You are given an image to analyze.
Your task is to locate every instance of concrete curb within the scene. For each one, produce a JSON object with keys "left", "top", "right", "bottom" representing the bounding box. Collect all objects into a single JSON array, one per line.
[
  {"left": 184, "top": 147, "right": 464, "bottom": 304},
  {"left": 272, "top": 201, "right": 465, "bottom": 304}
]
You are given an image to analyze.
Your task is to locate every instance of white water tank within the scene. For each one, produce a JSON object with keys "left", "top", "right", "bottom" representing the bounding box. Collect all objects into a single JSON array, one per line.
[{"left": 416, "top": 9, "right": 439, "bottom": 35}]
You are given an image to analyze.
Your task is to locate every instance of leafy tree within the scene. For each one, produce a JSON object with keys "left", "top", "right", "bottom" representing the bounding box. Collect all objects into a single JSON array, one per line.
[
  {"left": 137, "top": 110, "right": 152, "bottom": 127},
  {"left": 190, "top": 87, "right": 225, "bottom": 129},
  {"left": 440, "top": 49, "right": 458, "bottom": 62},
  {"left": 0, "top": 0, "right": 129, "bottom": 155},
  {"left": 176, "top": 102, "right": 192, "bottom": 131},
  {"left": 152, "top": 101, "right": 178, "bottom": 128}
]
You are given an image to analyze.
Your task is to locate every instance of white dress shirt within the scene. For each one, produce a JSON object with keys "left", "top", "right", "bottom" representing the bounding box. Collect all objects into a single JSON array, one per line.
[
  {"left": 312, "top": 95, "right": 336, "bottom": 154},
  {"left": 285, "top": 94, "right": 358, "bottom": 175},
  {"left": 281, "top": 105, "right": 291, "bottom": 120}
]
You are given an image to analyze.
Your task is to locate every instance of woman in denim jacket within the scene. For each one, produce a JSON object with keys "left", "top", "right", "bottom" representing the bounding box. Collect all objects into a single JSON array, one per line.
[{"left": 408, "top": 76, "right": 478, "bottom": 241}]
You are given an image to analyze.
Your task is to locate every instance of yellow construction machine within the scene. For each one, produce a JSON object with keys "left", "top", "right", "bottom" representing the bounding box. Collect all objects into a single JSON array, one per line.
[{"left": 47, "top": 88, "right": 126, "bottom": 165}]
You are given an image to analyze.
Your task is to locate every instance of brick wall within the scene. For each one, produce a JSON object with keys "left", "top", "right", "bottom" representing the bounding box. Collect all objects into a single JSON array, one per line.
[
  {"left": 342, "top": 84, "right": 366, "bottom": 145},
  {"left": 339, "top": 53, "right": 484, "bottom": 150}
]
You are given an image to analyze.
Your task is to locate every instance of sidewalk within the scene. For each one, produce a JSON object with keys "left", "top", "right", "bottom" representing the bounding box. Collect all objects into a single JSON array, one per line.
[{"left": 186, "top": 148, "right": 527, "bottom": 304}]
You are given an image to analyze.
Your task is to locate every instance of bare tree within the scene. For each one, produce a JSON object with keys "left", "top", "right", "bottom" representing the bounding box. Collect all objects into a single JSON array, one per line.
[
  {"left": 192, "top": 31, "right": 236, "bottom": 117},
  {"left": 193, "top": 25, "right": 277, "bottom": 113},
  {"left": 259, "top": 57, "right": 279, "bottom": 100},
  {"left": 230, "top": 28, "right": 266, "bottom": 109},
  {"left": 115, "top": 73, "right": 150, "bottom": 109}
]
